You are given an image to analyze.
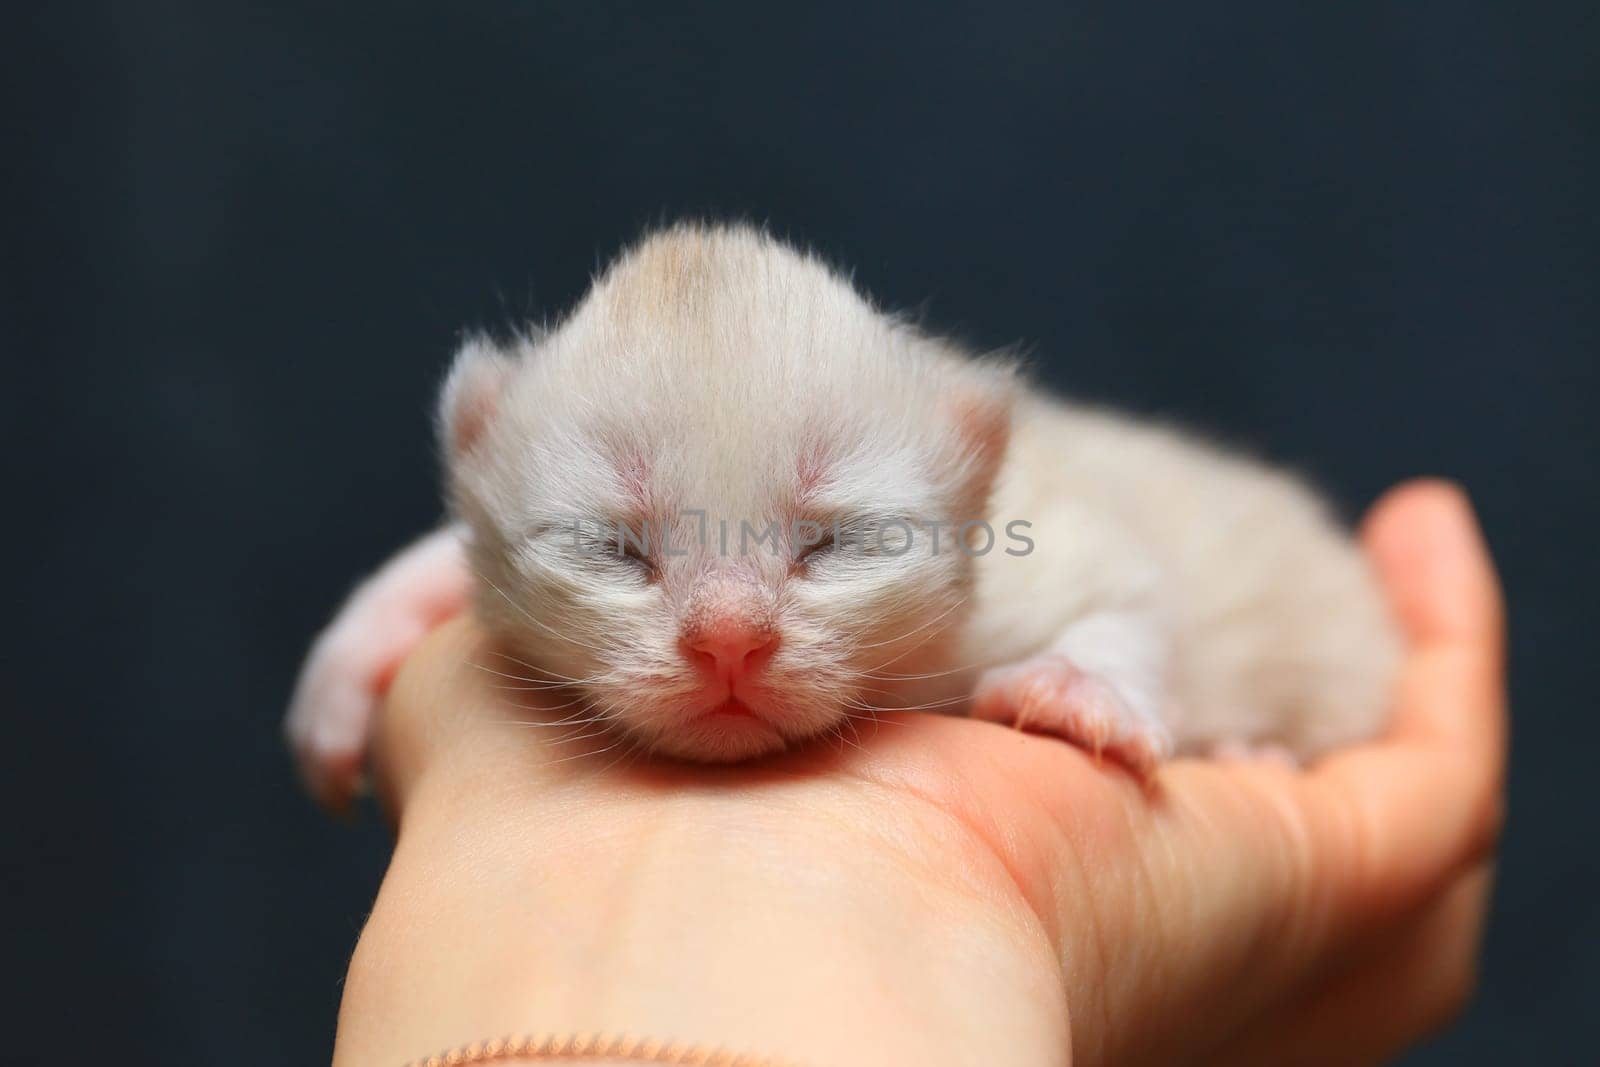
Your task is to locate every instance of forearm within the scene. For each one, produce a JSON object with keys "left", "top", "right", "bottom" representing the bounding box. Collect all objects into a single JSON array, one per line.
[{"left": 334, "top": 698, "right": 1065, "bottom": 1066}]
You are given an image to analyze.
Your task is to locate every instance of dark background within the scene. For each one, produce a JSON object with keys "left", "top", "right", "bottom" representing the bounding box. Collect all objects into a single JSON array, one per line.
[{"left": 4, "top": 3, "right": 1594, "bottom": 1064}]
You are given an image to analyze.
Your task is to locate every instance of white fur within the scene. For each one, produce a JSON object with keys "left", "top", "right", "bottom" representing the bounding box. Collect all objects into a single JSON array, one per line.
[
  {"left": 287, "top": 223, "right": 1399, "bottom": 802},
  {"left": 963, "top": 398, "right": 1399, "bottom": 757},
  {"left": 285, "top": 526, "right": 469, "bottom": 806}
]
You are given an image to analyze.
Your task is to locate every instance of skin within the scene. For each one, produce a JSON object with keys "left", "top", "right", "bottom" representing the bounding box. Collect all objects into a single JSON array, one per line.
[{"left": 333, "top": 480, "right": 1505, "bottom": 1066}]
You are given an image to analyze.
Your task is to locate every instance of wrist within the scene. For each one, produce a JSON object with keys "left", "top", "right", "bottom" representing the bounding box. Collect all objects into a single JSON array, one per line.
[{"left": 339, "top": 758, "right": 1064, "bottom": 1066}]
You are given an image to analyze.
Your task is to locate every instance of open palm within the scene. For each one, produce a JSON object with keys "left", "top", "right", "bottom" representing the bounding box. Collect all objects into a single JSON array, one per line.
[{"left": 352, "top": 481, "right": 1503, "bottom": 1067}]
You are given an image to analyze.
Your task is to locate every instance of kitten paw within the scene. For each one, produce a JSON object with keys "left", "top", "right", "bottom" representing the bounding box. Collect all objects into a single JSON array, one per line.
[
  {"left": 285, "top": 636, "right": 385, "bottom": 813},
  {"left": 971, "top": 654, "right": 1173, "bottom": 776},
  {"left": 284, "top": 526, "right": 470, "bottom": 813}
]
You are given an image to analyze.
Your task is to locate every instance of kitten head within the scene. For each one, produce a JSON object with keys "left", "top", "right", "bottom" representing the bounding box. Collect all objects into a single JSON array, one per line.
[{"left": 440, "top": 224, "right": 1015, "bottom": 761}]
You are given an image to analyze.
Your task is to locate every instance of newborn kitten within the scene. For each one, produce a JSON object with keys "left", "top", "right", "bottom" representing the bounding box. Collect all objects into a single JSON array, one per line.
[{"left": 286, "top": 223, "right": 1399, "bottom": 809}]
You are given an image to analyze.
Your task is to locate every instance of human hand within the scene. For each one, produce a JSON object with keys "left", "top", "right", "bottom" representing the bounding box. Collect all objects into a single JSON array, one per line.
[{"left": 333, "top": 480, "right": 1504, "bottom": 1066}]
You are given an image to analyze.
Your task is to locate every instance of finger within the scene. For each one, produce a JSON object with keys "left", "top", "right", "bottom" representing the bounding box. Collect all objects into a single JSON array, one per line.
[
  {"left": 1206, "top": 861, "right": 1494, "bottom": 1066},
  {"left": 1307, "top": 481, "right": 1507, "bottom": 915},
  {"left": 1358, "top": 478, "right": 1506, "bottom": 751},
  {"left": 1051, "top": 483, "right": 1507, "bottom": 1062}
]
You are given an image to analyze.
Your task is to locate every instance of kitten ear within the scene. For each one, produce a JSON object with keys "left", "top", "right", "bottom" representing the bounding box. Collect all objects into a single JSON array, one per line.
[
  {"left": 941, "top": 359, "right": 1018, "bottom": 514},
  {"left": 438, "top": 336, "right": 517, "bottom": 458}
]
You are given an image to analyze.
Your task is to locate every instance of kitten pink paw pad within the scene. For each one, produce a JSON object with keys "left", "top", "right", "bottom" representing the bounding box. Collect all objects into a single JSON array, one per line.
[{"left": 971, "top": 654, "right": 1173, "bottom": 776}]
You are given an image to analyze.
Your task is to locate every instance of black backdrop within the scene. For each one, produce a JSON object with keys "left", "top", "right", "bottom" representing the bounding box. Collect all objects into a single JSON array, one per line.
[{"left": 5, "top": 3, "right": 1595, "bottom": 1064}]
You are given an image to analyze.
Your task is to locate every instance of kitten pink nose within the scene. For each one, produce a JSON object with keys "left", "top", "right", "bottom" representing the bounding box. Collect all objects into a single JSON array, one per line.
[{"left": 685, "top": 620, "right": 779, "bottom": 680}]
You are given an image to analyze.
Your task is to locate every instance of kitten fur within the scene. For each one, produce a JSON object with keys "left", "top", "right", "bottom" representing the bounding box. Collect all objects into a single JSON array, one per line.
[{"left": 286, "top": 222, "right": 1399, "bottom": 808}]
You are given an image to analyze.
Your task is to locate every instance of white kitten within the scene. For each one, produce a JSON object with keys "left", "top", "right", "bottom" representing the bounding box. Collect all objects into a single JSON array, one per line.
[{"left": 286, "top": 223, "right": 1398, "bottom": 809}]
